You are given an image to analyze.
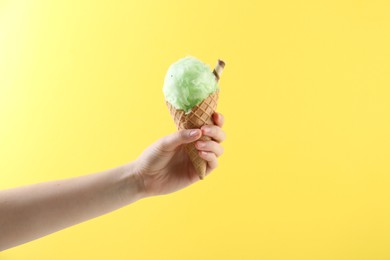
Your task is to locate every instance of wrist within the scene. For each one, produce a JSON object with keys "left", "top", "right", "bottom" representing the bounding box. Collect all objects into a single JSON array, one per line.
[{"left": 120, "top": 161, "right": 147, "bottom": 202}]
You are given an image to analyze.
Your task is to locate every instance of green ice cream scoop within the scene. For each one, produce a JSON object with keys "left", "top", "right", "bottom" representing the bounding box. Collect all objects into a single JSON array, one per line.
[{"left": 163, "top": 56, "right": 218, "bottom": 113}]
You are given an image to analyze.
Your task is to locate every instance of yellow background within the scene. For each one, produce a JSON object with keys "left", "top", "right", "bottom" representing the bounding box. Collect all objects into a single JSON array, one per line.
[{"left": 1, "top": 0, "right": 390, "bottom": 259}]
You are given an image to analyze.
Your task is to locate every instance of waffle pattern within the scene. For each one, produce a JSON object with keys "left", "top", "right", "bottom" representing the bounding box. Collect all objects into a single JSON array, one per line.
[{"left": 166, "top": 90, "right": 219, "bottom": 179}]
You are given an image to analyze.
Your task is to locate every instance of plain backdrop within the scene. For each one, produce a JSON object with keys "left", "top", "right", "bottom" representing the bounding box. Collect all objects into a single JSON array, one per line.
[{"left": 1, "top": 0, "right": 390, "bottom": 259}]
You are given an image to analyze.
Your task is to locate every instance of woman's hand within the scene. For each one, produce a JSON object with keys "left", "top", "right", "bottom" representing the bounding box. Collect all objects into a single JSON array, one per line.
[
  {"left": 0, "top": 113, "right": 225, "bottom": 250},
  {"left": 134, "top": 112, "right": 226, "bottom": 197}
]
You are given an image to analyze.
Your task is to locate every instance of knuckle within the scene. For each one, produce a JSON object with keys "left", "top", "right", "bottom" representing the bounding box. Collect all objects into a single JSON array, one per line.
[
  {"left": 211, "top": 160, "right": 218, "bottom": 170},
  {"left": 212, "top": 141, "right": 219, "bottom": 151},
  {"left": 221, "top": 131, "right": 226, "bottom": 141},
  {"left": 208, "top": 125, "right": 216, "bottom": 135},
  {"left": 157, "top": 139, "right": 172, "bottom": 153},
  {"left": 219, "top": 145, "right": 224, "bottom": 155},
  {"left": 158, "top": 138, "right": 169, "bottom": 149},
  {"left": 179, "top": 130, "right": 187, "bottom": 139},
  {"left": 206, "top": 152, "right": 213, "bottom": 160},
  {"left": 196, "top": 141, "right": 204, "bottom": 149}
]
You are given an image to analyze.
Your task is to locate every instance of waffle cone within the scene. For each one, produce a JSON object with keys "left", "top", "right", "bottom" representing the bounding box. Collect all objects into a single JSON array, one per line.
[{"left": 166, "top": 90, "right": 219, "bottom": 179}]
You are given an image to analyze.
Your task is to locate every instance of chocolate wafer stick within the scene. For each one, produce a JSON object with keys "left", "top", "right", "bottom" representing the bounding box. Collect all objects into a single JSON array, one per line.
[{"left": 212, "top": 59, "right": 225, "bottom": 82}]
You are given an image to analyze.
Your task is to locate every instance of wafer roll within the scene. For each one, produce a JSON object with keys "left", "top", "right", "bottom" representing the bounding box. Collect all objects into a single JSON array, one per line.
[{"left": 213, "top": 59, "right": 225, "bottom": 81}]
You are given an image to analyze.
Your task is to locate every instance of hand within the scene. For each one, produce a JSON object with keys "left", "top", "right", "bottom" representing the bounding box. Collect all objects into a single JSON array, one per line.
[{"left": 134, "top": 112, "right": 226, "bottom": 197}]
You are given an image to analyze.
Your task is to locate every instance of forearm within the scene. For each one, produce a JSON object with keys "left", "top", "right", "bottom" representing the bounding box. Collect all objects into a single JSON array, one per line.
[{"left": 0, "top": 162, "right": 145, "bottom": 251}]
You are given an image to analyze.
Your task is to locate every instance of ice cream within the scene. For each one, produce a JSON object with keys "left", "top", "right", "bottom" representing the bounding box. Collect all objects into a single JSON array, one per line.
[
  {"left": 163, "top": 56, "right": 225, "bottom": 179},
  {"left": 163, "top": 56, "right": 219, "bottom": 113}
]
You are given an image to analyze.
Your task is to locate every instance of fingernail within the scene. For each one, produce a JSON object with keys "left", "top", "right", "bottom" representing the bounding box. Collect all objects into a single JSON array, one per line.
[{"left": 189, "top": 130, "right": 199, "bottom": 137}]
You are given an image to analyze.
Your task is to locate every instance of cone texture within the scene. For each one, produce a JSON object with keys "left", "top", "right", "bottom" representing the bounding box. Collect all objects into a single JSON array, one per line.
[{"left": 166, "top": 90, "right": 219, "bottom": 179}]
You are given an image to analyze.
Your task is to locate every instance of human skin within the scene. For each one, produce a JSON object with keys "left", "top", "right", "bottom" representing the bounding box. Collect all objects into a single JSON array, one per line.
[{"left": 0, "top": 112, "right": 225, "bottom": 251}]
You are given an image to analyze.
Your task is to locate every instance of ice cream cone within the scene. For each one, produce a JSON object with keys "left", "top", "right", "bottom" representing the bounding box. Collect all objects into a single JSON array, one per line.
[{"left": 166, "top": 60, "right": 225, "bottom": 179}]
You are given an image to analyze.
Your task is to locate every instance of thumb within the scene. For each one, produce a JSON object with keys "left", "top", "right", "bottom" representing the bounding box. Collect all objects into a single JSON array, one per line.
[{"left": 159, "top": 129, "right": 202, "bottom": 152}]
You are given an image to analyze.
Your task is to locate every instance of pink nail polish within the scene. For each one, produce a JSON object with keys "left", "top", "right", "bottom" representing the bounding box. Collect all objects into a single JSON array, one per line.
[{"left": 190, "top": 130, "right": 198, "bottom": 137}]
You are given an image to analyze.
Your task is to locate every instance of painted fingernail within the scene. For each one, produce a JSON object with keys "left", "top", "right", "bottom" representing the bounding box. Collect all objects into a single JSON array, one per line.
[{"left": 190, "top": 130, "right": 199, "bottom": 137}]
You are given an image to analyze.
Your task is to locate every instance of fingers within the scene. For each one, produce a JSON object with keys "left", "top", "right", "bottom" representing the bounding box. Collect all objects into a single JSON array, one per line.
[
  {"left": 198, "top": 112, "right": 225, "bottom": 175},
  {"left": 212, "top": 112, "right": 224, "bottom": 127},
  {"left": 199, "top": 151, "right": 218, "bottom": 172},
  {"left": 158, "top": 129, "right": 201, "bottom": 152},
  {"left": 201, "top": 125, "right": 226, "bottom": 143},
  {"left": 195, "top": 140, "right": 224, "bottom": 157}
]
